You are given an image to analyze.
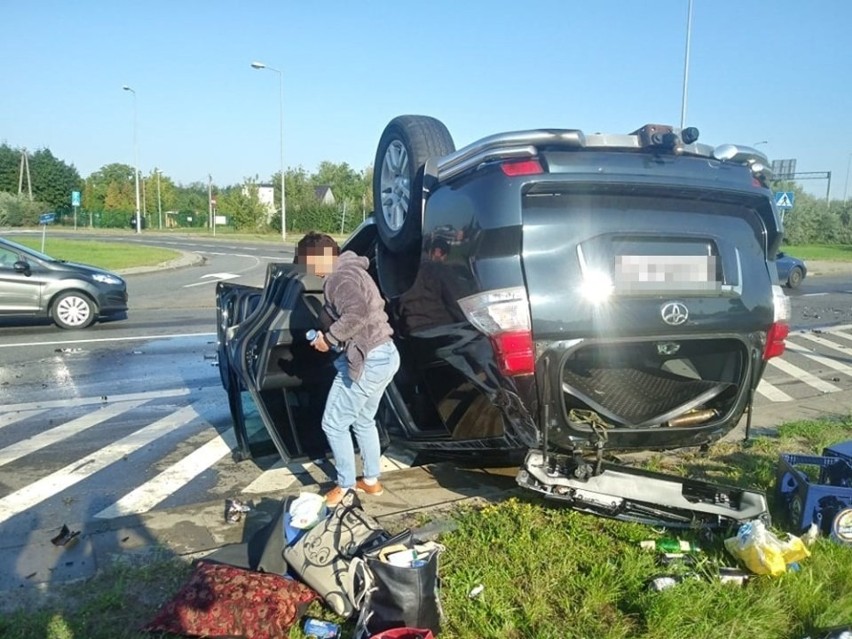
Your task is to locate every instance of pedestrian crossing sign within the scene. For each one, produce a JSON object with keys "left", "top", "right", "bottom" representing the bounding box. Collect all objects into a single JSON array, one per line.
[{"left": 775, "top": 192, "right": 795, "bottom": 209}]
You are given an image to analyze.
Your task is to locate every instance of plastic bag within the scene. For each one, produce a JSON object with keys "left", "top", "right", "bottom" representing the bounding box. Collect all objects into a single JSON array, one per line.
[{"left": 724, "top": 520, "right": 810, "bottom": 576}]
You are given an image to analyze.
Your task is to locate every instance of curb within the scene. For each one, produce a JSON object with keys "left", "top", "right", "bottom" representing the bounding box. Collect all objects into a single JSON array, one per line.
[{"left": 116, "top": 250, "right": 206, "bottom": 276}]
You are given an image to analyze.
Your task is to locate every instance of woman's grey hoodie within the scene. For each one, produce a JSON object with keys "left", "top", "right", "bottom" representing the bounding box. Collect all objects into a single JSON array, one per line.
[{"left": 323, "top": 251, "right": 393, "bottom": 381}]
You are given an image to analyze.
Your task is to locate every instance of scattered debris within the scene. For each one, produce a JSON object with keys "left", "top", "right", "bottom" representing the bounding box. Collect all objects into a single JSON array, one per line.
[
  {"left": 224, "top": 498, "right": 252, "bottom": 523},
  {"left": 131, "top": 350, "right": 144, "bottom": 355},
  {"left": 54, "top": 347, "right": 83, "bottom": 354},
  {"left": 468, "top": 584, "right": 485, "bottom": 599},
  {"left": 25, "top": 572, "right": 37, "bottom": 580},
  {"left": 203, "top": 353, "right": 217, "bottom": 360},
  {"left": 51, "top": 524, "right": 81, "bottom": 548}
]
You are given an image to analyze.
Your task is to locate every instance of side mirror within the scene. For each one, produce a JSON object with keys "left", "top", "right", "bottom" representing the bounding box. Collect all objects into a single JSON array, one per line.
[{"left": 13, "top": 260, "right": 30, "bottom": 275}]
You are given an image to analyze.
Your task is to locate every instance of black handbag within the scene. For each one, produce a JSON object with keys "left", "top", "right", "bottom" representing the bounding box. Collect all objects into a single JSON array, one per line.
[
  {"left": 354, "top": 531, "right": 444, "bottom": 638},
  {"left": 283, "top": 490, "right": 387, "bottom": 617}
]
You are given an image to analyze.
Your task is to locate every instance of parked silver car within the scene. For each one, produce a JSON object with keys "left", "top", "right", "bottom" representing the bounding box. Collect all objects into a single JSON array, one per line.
[{"left": 0, "top": 237, "right": 128, "bottom": 329}]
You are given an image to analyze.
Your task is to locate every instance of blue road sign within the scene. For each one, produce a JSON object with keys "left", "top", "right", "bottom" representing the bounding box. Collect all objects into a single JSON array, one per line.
[
  {"left": 39, "top": 212, "right": 56, "bottom": 225},
  {"left": 775, "top": 192, "right": 795, "bottom": 209},
  {"left": 71, "top": 190, "right": 81, "bottom": 207}
]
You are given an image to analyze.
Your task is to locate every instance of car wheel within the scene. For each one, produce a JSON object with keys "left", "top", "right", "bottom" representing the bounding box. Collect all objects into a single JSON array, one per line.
[
  {"left": 373, "top": 115, "right": 455, "bottom": 253},
  {"left": 787, "top": 266, "right": 804, "bottom": 289},
  {"left": 51, "top": 291, "right": 96, "bottom": 329}
]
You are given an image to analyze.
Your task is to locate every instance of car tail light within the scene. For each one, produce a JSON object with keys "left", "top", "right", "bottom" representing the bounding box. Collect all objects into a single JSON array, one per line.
[
  {"left": 500, "top": 159, "right": 543, "bottom": 177},
  {"left": 458, "top": 286, "right": 535, "bottom": 376},
  {"left": 764, "top": 285, "right": 791, "bottom": 360}
]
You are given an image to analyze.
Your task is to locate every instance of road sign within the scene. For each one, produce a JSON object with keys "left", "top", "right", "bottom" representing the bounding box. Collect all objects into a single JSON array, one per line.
[
  {"left": 71, "top": 190, "right": 81, "bottom": 207},
  {"left": 39, "top": 212, "right": 56, "bottom": 225},
  {"left": 775, "top": 192, "right": 795, "bottom": 209}
]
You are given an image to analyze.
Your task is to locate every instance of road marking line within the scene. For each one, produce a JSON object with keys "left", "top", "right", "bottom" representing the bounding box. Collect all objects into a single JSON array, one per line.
[
  {"left": 0, "top": 332, "right": 216, "bottom": 350},
  {"left": 0, "top": 405, "right": 202, "bottom": 525},
  {"left": 823, "top": 323, "right": 852, "bottom": 333},
  {"left": 95, "top": 428, "right": 237, "bottom": 519},
  {"left": 2, "top": 388, "right": 192, "bottom": 413},
  {"left": 801, "top": 293, "right": 829, "bottom": 297},
  {"left": 756, "top": 379, "right": 793, "bottom": 402},
  {"left": 0, "top": 400, "right": 148, "bottom": 468},
  {"left": 786, "top": 342, "right": 852, "bottom": 377},
  {"left": 767, "top": 357, "right": 841, "bottom": 394},
  {"left": 0, "top": 409, "right": 48, "bottom": 431},
  {"left": 826, "top": 330, "right": 852, "bottom": 343},
  {"left": 796, "top": 332, "right": 852, "bottom": 357}
]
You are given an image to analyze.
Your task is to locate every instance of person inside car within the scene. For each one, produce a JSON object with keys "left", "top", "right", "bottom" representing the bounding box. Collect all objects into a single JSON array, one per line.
[{"left": 295, "top": 231, "right": 400, "bottom": 507}]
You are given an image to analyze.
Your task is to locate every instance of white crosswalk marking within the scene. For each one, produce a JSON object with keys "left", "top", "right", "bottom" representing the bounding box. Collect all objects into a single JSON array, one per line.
[
  {"left": 785, "top": 342, "right": 852, "bottom": 377},
  {"left": 756, "top": 379, "right": 794, "bottom": 402},
  {"left": 0, "top": 405, "right": 201, "bottom": 525},
  {"left": 95, "top": 428, "right": 237, "bottom": 519},
  {"left": 0, "top": 408, "right": 48, "bottom": 431},
  {"left": 0, "top": 400, "right": 148, "bottom": 468},
  {"left": 2, "top": 388, "right": 191, "bottom": 413},
  {"left": 767, "top": 357, "right": 841, "bottom": 394},
  {"left": 795, "top": 331, "right": 852, "bottom": 357}
]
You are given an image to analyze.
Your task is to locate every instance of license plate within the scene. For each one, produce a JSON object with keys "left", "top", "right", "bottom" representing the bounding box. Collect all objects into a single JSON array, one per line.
[{"left": 615, "top": 255, "right": 717, "bottom": 291}]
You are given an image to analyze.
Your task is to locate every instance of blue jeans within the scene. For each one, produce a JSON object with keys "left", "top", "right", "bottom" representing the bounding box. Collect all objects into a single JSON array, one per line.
[{"left": 322, "top": 341, "right": 400, "bottom": 489}]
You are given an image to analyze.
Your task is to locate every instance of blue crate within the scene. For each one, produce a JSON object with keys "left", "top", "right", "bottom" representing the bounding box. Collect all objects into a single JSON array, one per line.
[
  {"left": 823, "top": 440, "right": 852, "bottom": 462},
  {"left": 776, "top": 453, "right": 852, "bottom": 534}
]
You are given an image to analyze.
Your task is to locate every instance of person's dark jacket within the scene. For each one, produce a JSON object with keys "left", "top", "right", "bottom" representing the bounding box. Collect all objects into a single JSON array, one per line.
[{"left": 323, "top": 251, "right": 393, "bottom": 381}]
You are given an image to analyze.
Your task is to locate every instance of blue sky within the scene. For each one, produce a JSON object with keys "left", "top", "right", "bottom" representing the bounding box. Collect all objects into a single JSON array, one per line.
[{"left": 2, "top": 1, "right": 851, "bottom": 199}]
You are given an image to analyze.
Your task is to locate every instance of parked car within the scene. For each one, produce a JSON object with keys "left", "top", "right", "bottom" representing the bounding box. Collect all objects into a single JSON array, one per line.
[
  {"left": 776, "top": 251, "right": 807, "bottom": 289},
  {"left": 217, "top": 117, "right": 787, "bottom": 528},
  {"left": 0, "top": 237, "right": 128, "bottom": 329}
]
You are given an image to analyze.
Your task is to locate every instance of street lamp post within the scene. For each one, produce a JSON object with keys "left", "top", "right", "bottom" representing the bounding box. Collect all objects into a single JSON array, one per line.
[
  {"left": 122, "top": 85, "right": 142, "bottom": 234},
  {"left": 251, "top": 61, "right": 286, "bottom": 241},
  {"left": 155, "top": 168, "right": 163, "bottom": 230},
  {"left": 844, "top": 153, "right": 852, "bottom": 201},
  {"left": 680, "top": 0, "right": 694, "bottom": 129}
]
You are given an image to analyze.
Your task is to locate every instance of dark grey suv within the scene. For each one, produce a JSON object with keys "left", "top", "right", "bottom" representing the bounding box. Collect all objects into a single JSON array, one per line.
[
  {"left": 217, "top": 116, "right": 788, "bottom": 527},
  {"left": 0, "top": 237, "right": 128, "bottom": 329}
]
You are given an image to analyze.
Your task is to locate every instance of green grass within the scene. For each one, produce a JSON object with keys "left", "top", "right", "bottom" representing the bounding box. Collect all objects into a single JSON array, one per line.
[
  {"left": 3, "top": 418, "right": 852, "bottom": 638},
  {"left": 784, "top": 244, "right": 852, "bottom": 261},
  {"left": 12, "top": 237, "right": 180, "bottom": 271}
]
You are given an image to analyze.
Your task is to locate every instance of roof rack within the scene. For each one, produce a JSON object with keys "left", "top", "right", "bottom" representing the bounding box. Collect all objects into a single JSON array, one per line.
[{"left": 433, "top": 125, "right": 773, "bottom": 184}]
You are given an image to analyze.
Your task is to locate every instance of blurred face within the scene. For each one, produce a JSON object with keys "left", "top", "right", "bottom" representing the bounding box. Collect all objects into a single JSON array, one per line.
[{"left": 304, "top": 247, "right": 337, "bottom": 276}]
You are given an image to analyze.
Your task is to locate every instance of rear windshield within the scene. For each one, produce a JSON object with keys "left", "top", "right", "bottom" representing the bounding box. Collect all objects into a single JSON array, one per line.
[{"left": 522, "top": 187, "right": 768, "bottom": 294}]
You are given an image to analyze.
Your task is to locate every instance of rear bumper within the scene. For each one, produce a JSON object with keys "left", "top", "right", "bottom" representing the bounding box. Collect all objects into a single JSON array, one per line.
[{"left": 518, "top": 449, "right": 769, "bottom": 529}]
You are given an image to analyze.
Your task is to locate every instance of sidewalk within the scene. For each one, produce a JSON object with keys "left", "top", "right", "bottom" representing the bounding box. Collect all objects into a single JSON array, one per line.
[{"left": 3, "top": 384, "right": 851, "bottom": 609}]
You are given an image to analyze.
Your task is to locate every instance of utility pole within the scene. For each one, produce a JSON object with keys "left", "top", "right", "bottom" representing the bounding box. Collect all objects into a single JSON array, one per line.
[
  {"left": 18, "top": 149, "right": 32, "bottom": 200},
  {"left": 156, "top": 169, "right": 162, "bottom": 230}
]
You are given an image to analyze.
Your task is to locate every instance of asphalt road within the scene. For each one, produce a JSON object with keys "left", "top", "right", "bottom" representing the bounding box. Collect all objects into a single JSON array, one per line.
[{"left": 1, "top": 235, "right": 851, "bottom": 538}]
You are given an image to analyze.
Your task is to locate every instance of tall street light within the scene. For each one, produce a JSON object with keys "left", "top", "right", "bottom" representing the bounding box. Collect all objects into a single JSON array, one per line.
[
  {"left": 155, "top": 168, "right": 163, "bottom": 230},
  {"left": 844, "top": 152, "right": 852, "bottom": 201},
  {"left": 251, "top": 61, "right": 286, "bottom": 241},
  {"left": 122, "top": 85, "right": 142, "bottom": 234},
  {"left": 680, "top": 0, "right": 694, "bottom": 129}
]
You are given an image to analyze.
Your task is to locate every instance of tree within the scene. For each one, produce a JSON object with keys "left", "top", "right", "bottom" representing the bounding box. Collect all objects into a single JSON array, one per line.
[
  {"left": 143, "top": 169, "right": 178, "bottom": 228},
  {"left": 218, "top": 179, "right": 269, "bottom": 231},
  {"left": 0, "top": 144, "right": 20, "bottom": 194},
  {"left": 84, "top": 163, "right": 136, "bottom": 212},
  {"left": 28, "top": 148, "right": 82, "bottom": 212}
]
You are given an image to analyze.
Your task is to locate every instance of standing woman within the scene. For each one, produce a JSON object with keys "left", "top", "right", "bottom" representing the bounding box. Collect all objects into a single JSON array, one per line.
[{"left": 295, "top": 232, "right": 400, "bottom": 507}]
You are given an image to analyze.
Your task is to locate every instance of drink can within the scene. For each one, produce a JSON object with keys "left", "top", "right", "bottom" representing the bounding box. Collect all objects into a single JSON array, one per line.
[{"left": 303, "top": 617, "right": 340, "bottom": 638}]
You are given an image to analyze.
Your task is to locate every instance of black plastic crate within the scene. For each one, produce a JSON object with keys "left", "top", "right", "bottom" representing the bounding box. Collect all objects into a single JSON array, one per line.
[{"left": 776, "top": 453, "right": 852, "bottom": 534}]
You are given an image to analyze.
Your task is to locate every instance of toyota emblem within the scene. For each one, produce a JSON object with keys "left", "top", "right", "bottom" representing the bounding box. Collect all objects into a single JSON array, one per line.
[{"left": 661, "top": 302, "right": 689, "bottom": 326}]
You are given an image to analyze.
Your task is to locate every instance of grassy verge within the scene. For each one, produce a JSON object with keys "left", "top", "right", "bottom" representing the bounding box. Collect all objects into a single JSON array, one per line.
[
  {"left": 784, "top": 244, "right": 852, "bottom": 261},
  {"left": 11, "top": 237, "right": 180, "bottom": 271},
  {"left": 3, "top": 418, "right": 851, "bottom": 639}
]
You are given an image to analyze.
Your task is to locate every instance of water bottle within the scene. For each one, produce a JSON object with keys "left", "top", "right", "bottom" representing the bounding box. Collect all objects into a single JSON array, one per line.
[
  {"left": 306, "top": 329, "right": 342, "bottom": 352},
  {"left": 640, "top": 539, "right": 700, "bottom": 553}
]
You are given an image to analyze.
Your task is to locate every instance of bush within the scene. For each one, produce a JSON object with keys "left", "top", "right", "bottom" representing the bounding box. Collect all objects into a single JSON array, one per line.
[{"left": 0, "top": 192, "right": 51, "bottom": 226}]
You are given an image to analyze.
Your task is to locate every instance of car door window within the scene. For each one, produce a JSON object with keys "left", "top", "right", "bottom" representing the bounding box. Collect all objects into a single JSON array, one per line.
[{"left": 0, "top": 246, "right": 19, "bottom": 268}]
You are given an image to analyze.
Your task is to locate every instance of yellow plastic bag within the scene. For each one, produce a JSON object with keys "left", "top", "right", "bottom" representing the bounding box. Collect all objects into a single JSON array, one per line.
[{"left": 724, "top": 520, "right": 810, "bottom": 577}]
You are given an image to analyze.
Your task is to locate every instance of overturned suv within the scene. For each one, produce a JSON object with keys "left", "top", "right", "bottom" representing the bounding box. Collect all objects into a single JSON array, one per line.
[{"left": 217, "top": 115, "right": 790, "bottom": 528}]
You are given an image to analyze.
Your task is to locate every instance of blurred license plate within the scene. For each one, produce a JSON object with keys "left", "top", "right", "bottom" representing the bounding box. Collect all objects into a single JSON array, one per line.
[{"left": 615, "top": 255, "right": 717, "bottom": 290}]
